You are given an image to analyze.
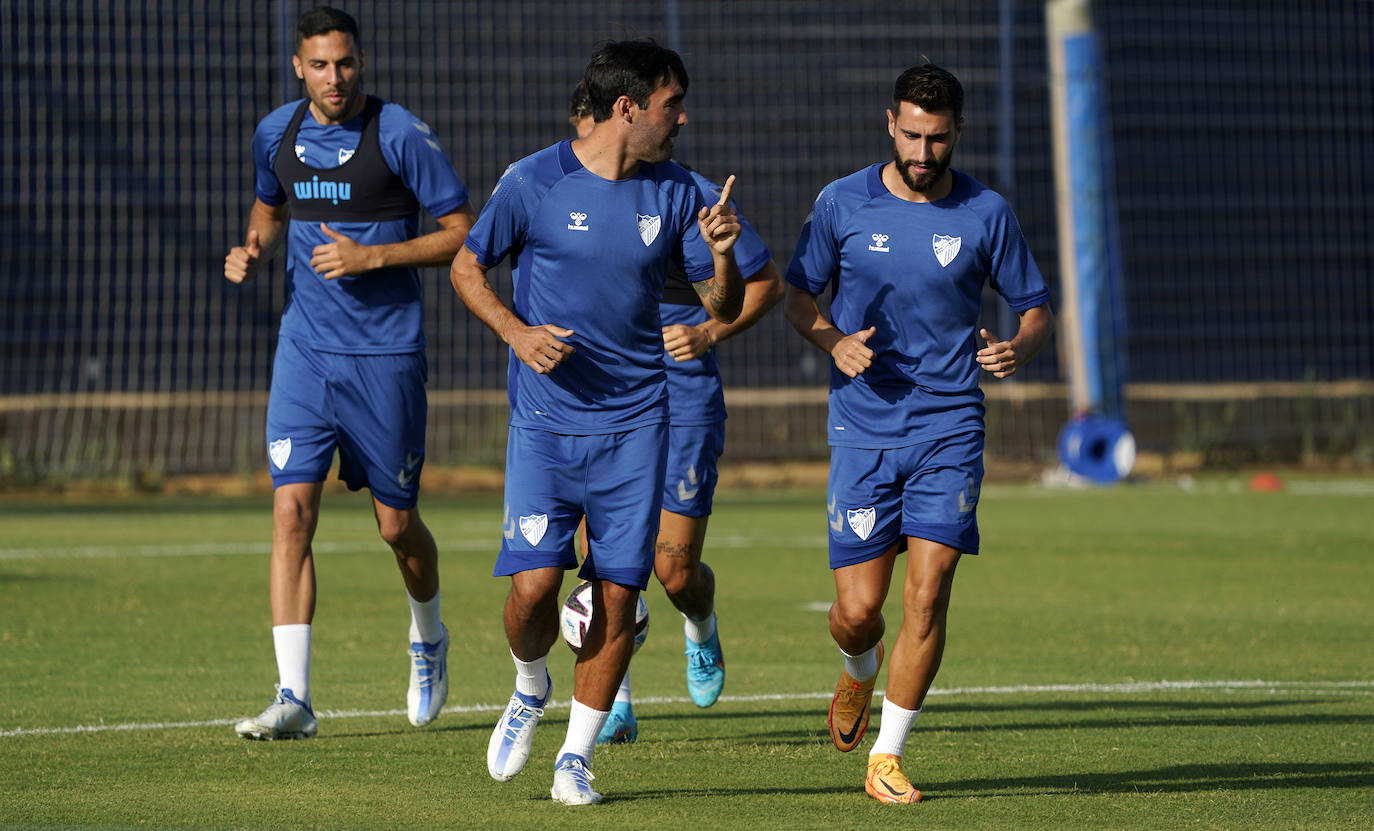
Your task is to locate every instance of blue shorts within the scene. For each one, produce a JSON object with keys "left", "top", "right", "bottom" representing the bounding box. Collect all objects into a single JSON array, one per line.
[
  {"left": 495, "top": 424, "right": 668, "bottom": 589},
  {"left": 660, "top": 421, "right": 725, "bottom": 518},
  {"left": 265, "top": 338, "right": 427, "bottom": 510},
  {"left": 826, "top": 431, "right": 984, "bottom": 568}
]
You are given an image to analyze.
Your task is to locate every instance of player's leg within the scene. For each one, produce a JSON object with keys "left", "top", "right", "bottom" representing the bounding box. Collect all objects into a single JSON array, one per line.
[
  {"left": 575, "top": 520, "right": 637, "bottom": 746},
  {"left": 374, "top": 499, "right": 448, "bottom": 727}
]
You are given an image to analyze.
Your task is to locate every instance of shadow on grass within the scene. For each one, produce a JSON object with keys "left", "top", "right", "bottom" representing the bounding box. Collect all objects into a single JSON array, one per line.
[{"left": 931, "top": 761, "right": 1374, "bottom": 797}]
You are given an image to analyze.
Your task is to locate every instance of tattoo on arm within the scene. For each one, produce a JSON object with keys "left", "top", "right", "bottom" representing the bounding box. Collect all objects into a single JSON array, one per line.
[{"left": 693, "top": 278, "right": 729, "bottom": 317}]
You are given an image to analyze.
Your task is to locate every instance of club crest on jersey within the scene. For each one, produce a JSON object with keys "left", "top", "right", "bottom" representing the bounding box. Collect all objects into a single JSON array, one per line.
[
  {"left": 932, "top": 233, "right": 962, "bottom": 267},
  {"left": 337, "top": 148, "right": 355, "bottom": 165},
  {"left": 847, "top": 507, "right": 876, "bottom": 541},
  {"left": 519, "top": 513, "right": 548, "bottom": 546},
  {"left": 637, "top": 214, "right": 661, "bottom": 246},
  {"left": 568, "top": 211, "right": 589, "bottom": 231},
  {"left": 294, "top": 144, "right": 307, "bottom": 162},
  {"left": 868, "top": 233, "right": 890, "bottom": 253},
  {"left": 268, "top": 438, "right": 291, "bottom": 470}
]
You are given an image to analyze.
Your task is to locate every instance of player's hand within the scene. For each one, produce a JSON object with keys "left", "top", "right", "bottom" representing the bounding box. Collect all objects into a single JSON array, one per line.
[
  {"left": 832, "top": 326, "right": 876, "bottom": 378},
  {"left": 511, "top": 324, "right": 576, "bottom": 374},
  {"left": 696, "top": 174, "right": 742, "bottom": 255},
  {"left": 311, "top": 223, "right": 378, "bottom": 279},
  {"left": 224, "top": 229, "right": 261, "bottom": 284},
  {"left": 976, "top": 328, "right": 1020, "bottom": 378},
  {"left": 662, "top": 323, "right": 714, "bottom": 362}
]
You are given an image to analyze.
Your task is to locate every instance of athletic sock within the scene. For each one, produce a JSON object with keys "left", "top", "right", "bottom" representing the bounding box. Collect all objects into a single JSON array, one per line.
[
  {"left": 614, "top": 670, "right": 632, "bottom": 705},
  {"left": 683, "top": 609, "right": 716, "bottom": 643},
  {"left": 868, "top": 696, "right": 921, "bottom": 758},
  {"left": 272, "top": 623, "right": 311, "bottom": 704},
  {"left": 512, "top": 650, "right": 550, "bottom": 700},
  {"left": 558, "top": 698, "right": 609, "bottom": 763},
  {"left": 407, "top": 588, "right": 443, "bottom": 644},
  {"left": 839, "top": 642, "right": 880, "bottom": 682}
]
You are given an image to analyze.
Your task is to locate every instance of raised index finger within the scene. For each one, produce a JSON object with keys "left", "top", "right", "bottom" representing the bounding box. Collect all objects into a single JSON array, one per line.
[{"left": 715, "top": 174, "right": 736, "bottom": 207}]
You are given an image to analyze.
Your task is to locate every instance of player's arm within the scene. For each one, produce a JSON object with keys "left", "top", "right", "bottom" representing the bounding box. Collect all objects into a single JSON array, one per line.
[
  {"left": 693, "top": 175, "right": 745, "bottom": 325},
  {"left": 311, "top": 202, "right": 477, "bottom": 280},
  {"left": 224, "top": 199, "right": 288, "bottom": 284},
  {"left": 449, "top": 246, "right": 574, "bottom": 374},
  {"left": 976, "top": 303, "right": 1054, "bottom": 378},
  {"left": 665, "top": 262, "right": 782, "bottom": 362},
  {"left": 783, "top": 283, "right": 876, "bottom": 379}
]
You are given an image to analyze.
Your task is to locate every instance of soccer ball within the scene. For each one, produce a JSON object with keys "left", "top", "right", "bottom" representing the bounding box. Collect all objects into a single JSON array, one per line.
[{"left": 559, "top": 581, "right": 649, "bottom": 654}]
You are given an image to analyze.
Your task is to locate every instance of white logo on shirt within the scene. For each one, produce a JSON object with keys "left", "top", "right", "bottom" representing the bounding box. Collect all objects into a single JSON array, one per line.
[
  {"left": 294, "top": 144, "right": 307, "bottom": 162},
  {"left": 568, "top": 211, "right": 589, "bottom": 231},
  {"left": 519, "top": 513, "right": 549, "bottom": 546},
  {"left": 868, "top": 233, "right": 890, "bottom": 253},
  {"left": 337, "top": 148, "right": 355, "bottom": 165},
  {"left": 637, "top": 214, "right": 662, "bottom": 246},
  {"left": 933, "top": 233, "right": 962, "bottom": 267},
  {"left": 847, "top": 507, "right": 876, "bottom": 541},
  {"left": 269, "top": 438, "right": 292, "bottom": 470}
]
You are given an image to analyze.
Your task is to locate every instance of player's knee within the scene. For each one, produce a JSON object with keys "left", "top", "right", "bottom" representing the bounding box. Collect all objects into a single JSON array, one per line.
[
  {"left": 654, "top": 558, "right": 696, "bottom": 597},
  {"left": 902, "top": 579, "right": 953, "bottom": 637},
  {"left": 830, "top": 597, "right": 883, "bottom": 638},
  {"left": 376, "top": 514, "right": 410, "bottom": 548}
]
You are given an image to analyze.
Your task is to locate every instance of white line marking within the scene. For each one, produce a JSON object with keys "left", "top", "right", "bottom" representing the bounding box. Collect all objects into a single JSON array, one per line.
[{"left": 4, "top": 679, "right": 1370, "bottom": 738}]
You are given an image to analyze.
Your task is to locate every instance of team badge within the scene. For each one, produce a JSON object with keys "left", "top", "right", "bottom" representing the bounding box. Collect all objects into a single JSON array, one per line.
[
  {"left": 932, "top": 233, "right": 962, "bottom": 267},
  {"left": 268, "top": 438, "right": 291, "bottom": 470},
  {"left": 846, "top": 507, "right": 876, "bottom": 541},
  {"left": 637, "top": 214, "right": 661, "bottom": 246},
  {"left": 519, "top": 513, "right": 549, "bottom": 546},
  {"left": 337, "top": 148, "right": 355, "bottom": 165},
  {"left": 294, "top": 144, "right": 307, "bottom": 162}
]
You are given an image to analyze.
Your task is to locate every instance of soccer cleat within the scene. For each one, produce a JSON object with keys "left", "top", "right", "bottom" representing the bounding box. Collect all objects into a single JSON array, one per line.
[
  {"left": 595, "top": 701, "right": 637, "bottom": 745},
  {"left": 235, "top": 685, "right": 317, "bottom": 741},
  {"left": 684, "top": 629, "right": 725, "bottom": 708},
  {"left": 865, "top": 753, "right": 923, "bottom": 804},
  {"left": 828, "top": 641, "right": 884, "bottom": 752},
  {"left": 550, "top": 753, "right": 603, "bottom": 805},
  {"left": 486, "top": 674, "right": 550, "bottom": 782},
  {"left": 407, "top": 624, "right": 449, "bottom": 727}
]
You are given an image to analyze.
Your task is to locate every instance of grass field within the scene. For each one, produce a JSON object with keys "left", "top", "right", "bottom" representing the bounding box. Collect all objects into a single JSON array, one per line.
[{"left": 2, "top": 477, "right": 1372, "bottom": 829}]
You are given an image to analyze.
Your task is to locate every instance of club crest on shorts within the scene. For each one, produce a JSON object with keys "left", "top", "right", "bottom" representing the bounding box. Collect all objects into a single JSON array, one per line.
[
  {"left": 932, "top": 233, "right": 962, "bottom": 267},
  {"left": 519, "top": 513, "right": 548, "bottom": 546},
  {"left": 637, "top": 214, "right": 661, "bottom": 246},
  {"left": 847, "top": 507, "right": 876, "bottom": 540},
  {"left": 268, "top": 438, "right": 291, "bottom": 470}
]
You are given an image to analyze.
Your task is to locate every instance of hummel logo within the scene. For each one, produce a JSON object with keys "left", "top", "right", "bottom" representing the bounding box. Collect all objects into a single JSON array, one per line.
[
  {"left": 828, "top": 493, "right": 844, "bottom": 534},
  {"left": 405, "top": 453, "right": 421, "bottom": 469},
  {"left": 867, "top": 233, "right": 890, "bottom": 253},
  {"left": 567, "top": 211, "right": 589, "bottom": 231},
  {"left": 397, "top": 468, "right": 414, "bottom": 487},
  {"left": 958, "top": 475, "right": 980, "bottom": 514},
  {"left": 502, "top": 504, "right": 515, "bottom": 541},
  {"left": 677, "top": 465, "right": 700, "bottom": 501}
]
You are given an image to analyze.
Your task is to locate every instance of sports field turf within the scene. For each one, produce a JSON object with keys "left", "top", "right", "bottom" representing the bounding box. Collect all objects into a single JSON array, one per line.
[{"left": 2, "top": 478, "right": 1371, "bottom": 829}]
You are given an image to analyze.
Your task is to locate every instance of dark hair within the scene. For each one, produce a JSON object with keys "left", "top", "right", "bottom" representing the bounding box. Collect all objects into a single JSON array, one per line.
[
  {"left": 582, "top": 40, "right": 689, "bottom": 122},
  {"left": 568, "top": 81, "right": 592, "bottom": 124},
  {"left": 892, "top": 63, "right": 963, "bottom": 121},
  {"left": 296, "top": 7, "right": 360, "bottom": 52}
]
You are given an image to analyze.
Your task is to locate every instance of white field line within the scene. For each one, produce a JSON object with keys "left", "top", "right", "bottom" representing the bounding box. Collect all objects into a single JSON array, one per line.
[{"left": 3, "top": 679, "right": 1371, "bottom": 739}]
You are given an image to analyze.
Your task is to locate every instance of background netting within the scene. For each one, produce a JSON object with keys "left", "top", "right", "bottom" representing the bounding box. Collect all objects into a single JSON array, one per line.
[{"left": 2, "top": 0, "right": 1370, "bottom": 483}]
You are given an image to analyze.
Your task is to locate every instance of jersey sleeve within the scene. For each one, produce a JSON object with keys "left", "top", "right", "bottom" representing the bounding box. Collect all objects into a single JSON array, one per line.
[
  {"left": 982, "top": 198, "right": 1052, "bottom": 312},
  {"left": 251, "top": 110, "right": 289, "bottom": 206},
  {"left": 463, "top": 162, "right": 529, "bottom": 268},
  {"left": 673, "top": 175, "right": 713, "bottom": 282},
  {"left": 378, "top": 104, "right": 470, "bottom": 219},
  {"left": 784, "top": 185, "right": 842, "bottom": 294}
]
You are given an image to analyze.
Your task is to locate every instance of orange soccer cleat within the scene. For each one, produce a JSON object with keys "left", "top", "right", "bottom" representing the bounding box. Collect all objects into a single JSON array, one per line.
[
  {"left": 865, "top": 753, "right": 922, "bottom": 804},
  {"left": 827, "top": 641, "right": 884, "bottom": 752}
]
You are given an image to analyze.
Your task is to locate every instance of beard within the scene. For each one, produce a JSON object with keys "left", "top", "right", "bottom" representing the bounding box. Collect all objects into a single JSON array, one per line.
[{"left": 893, "top": 145, "right": 951, "bottom": 193}]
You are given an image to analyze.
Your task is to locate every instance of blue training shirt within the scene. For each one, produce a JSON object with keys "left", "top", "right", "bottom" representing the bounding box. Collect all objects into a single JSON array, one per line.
[
  {"left": 464, "top": 141, "right": 714, "bottom": 434},
  {"left": 252, "top": 99, "right": 469, "bottom": 354},
  {"left": 786, "top": 165, "right": 1051, "bottom": 448}
]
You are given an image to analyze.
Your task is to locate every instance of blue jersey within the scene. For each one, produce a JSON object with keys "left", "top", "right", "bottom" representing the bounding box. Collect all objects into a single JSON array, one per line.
[
  {"left": 662, "top": 169, "right": 773, "bottom": 427},
  {"left": 464, "top": 141, "right": 713, "bottom": 434},
  {"left": 786, "top": 165, "right": 1051, "bottom": 448},
  {"left": 252, "top": 98, "right": 469, "bottom": 354}
]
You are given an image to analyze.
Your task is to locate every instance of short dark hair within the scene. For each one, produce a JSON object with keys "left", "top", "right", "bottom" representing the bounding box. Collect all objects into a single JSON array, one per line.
[
  {"left": 582, "top": 40, "right": 689, "bottom": 123},
  {"left": 296, "top": 7, "right": 360, "bottom": 52},
  {"left": 892, "top": 63, "right": 963, "bottom": 121},
  {"left": 568, "top": 81, "right": 592, "bottom": 125}
]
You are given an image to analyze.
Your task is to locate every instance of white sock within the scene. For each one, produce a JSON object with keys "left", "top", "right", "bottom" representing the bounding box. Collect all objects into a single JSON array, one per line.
[
  {"left": 868, "top": 696, "right": 921, "bottom": 758},
  {"left": 614, "top": 670, "right": 632, "bottom": 705},
  {"left": 683, "top": 609, "right": 716, "bottom": 643},
  {"left": 839, "top": 642, "right": 880, "bottom": 682},
  {"left": 407, "top": 589, "right": 443, "bottom": 644},
  {"left": 512, "top": 650, "right": 550, "bottom": 700},
  {"left": 272, "top": 624, "right": 311, "bottom": 704},
  {"left": 558, "top": 698, "right": 609, "bottom": 763}
]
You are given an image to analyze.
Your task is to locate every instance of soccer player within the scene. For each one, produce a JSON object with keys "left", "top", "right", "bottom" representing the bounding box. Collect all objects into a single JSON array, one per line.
[
  {"left": 223, "top": 6, "right": 475, "bottom": 740},
  {"left": 450, "top": 41, "right": 745, "bottom": 805},
  {"left": 566, "top": 82, "right": 783, "bottom": 744},
  {"left": 783, "top": 63, "right": 1054, "bottom": 803}
]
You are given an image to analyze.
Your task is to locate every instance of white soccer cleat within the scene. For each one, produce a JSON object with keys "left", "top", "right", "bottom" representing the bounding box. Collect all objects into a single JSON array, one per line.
[
  {"left": 487, "top": 675, "right": 550, "bottom": 782},
  {"left": 407, "top": 625, "right": 449, "bottom": 727},
  {"left": 235, "top": 685, "right": 317, "bottom": 740},
  {"left": 550, "top": 753, "right": 602, "bottom": 805}
]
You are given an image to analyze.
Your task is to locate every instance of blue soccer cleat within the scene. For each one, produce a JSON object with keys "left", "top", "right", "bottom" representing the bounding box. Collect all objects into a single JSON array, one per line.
[
  {"left": 235, "top": 685, "right": 317, "bottom": 740},
  {"left": 550, "top": 753, "right": 602, "bottom": 805},
  {"left": 685, "top": 629, "right": 725, "bottom": 708},
  {"left": 407, "top": 624, "right": 449, "bottom": 727},
  {"left": 595, "top": 701, "right": 637, "bottom": 744},
  {"left": 487, "top": 673, "right": 550, "bottom": 782}
]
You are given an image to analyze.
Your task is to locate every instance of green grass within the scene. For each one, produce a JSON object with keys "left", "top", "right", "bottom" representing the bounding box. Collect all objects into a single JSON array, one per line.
[{"left": 2, "top": 478, "right": 1372, "bottom": 829}]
